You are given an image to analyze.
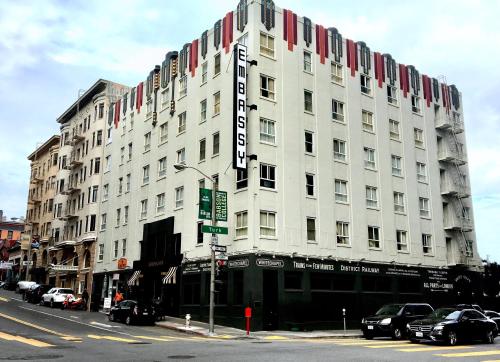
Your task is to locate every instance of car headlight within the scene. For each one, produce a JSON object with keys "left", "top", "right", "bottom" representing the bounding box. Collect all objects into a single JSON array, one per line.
[
  {"left": 406, "top": 323, "right": 410, "bottom": 330},
  {"left": 433, "top": 325, "right": 444, "bottom": 331},
  {"left": 380, "top": 318, "right": 392, "bottom": 325}
]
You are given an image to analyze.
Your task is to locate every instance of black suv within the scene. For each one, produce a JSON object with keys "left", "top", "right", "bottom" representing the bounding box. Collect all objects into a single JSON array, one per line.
[{"left": 361, "top": 303, "right": 434, "bottom": 339}]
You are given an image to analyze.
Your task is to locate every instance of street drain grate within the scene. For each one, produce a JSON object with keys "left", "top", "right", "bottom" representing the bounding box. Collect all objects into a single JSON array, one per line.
[{"left": 167, "top": 356, "right": 196, "bottom": 360}]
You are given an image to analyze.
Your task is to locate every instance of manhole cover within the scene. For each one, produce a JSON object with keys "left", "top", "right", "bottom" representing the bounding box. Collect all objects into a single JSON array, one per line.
[{"left": 167, "top": 356, "right": 196, "bottom": 360}]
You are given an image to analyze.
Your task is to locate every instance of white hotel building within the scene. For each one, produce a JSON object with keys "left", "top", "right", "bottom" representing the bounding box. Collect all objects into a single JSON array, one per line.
[{"left": 91, "top": 0, "right": 482, "bottom": 330}]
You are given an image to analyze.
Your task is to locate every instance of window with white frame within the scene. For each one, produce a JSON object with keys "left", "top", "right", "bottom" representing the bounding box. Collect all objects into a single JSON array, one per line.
[
  {"left": 200, "top": 99, "right": 207, "bottom": 123},
  {"left": 201, "top": 62, "right": 208, "bottom": 84},
  {"left": 306, "top": 217, "right": 316, "bottom": 242},
  {"left": 100, "top": 213, "right": 107, "bottom": 231},
  {"left": 113, "top": 240, "right": 119, "bottom": 259},
  {"left": 361, "top": 74, "right": 371, "bottom": 95},
  {"left": 334, "top": 179, "right": 348, "bottom": 203},
  {"left": 462, "top": 206, "right": 470, "bottom": 220},
  {"left": 364, "top": 147, "right": 376, "bottom": 169},
  {"left": 212, "top": 132, "right": 220, "bottom": 156},
  {"left": 178, "top": 112, "right": 186, "bottom": 133},
  {"left": 414, "top": 128, "right": 424, "bottom": 148},
  {"left": 368, "top": 226, "right": 380, "bottom": 248},
  {"left": 422, "top": 234, "right": 432, "bottom": 254},
  {"left": 120, "top": 147, "right": 125, "bottom": 164},
  {"left": 199, "top": 139, "right": 206, "bottom": 161},
  {"left": 156, "top": 193, "right": 165, "bottom": 214},
  {"left": 419, "top": 197, "right": 430, "bottom": 217},
  {"left": 303, "top": 51, "right": 312, "bottom": 72},
  {"left": 259, "top": 32, "right": 275, "bottom": 57},
  {"left": 161, "top": 88, "right": 169, "bottom": 107},
  {"left": 158, "top": 157, "right": 167, "bottom": 178},
  {"left": 213, "top": 91, "right": 221, "bottom": 115},
  {"left": 304, "top": 131, "right": 314, "bottom": 154},
  {"left": 126, "top": 174, "right": 131, "bottom": 192},
  {"left": 123, "top": 205, "right": 128, "bottom": 225},
  {"left": 235, "top": 211, "right": 248, "bottom": 238},
  {"left": 214, "top": 53, "right": 221, "bottom": 75},
  {"left": 159, "top": 122, "right": 168, "bottom": 144},
  {"left": 118, "top": 177, "right": 123, "bottom": 194},
  {"left": 389, "top": 119, "right": 400, "bottom": 140},
  {"left": 179, "top": 75, "right": 187, "bottom": 97},
  {"left": 260, "top": 118, "right": 275, "bottom": 144},
  {"left": 102, "top": 184, "right": 109, "bottom": 201},
  {"left": 130, "top": 113, "right": 134, "bottom": 129},
  {"left": 333, "top": 139, "right": 347, "bottom": 162},
  {"left": 175, "top": 186, "right": 184, "bottom": 208},
  {"left": 304, "top": 90, "right": 313, "bottom": 112},
  {"left": 128, "top": 142, "right": 133, "bottom": 160},
  {"left": 236, "top": 169, "right": 248, "bottom": 189},
  {"left": 176, "top": 148, "right": 186, "bottom": 164},
  {"left": 331, "top": 62, "right": 343, "bottom": 84},
  {"left": 140, "top": 199, "right": 148, "bottom": 219},
  {"left": 332, "top": 99, "right": 345, "bottom": 122},
  {"left": 391, "top": 155, "right": 402, "bottom": 176},
  {"left": 336, "top": 221, "right": 349, "bottom": 245},
  {"left": 260, "top": 75, "right": 275, "bottom": 100},
  {"left": 366, "top": 186, "right": 378, "bottom": 208},
  {"left": 306, "top": 173, "right": 315, "bottom": 196},
  {"left": 362, "top": 110, "right": 374, "bottom": 132},
  {"left": 116, "top": 208, "right": 121, "bottom": 226},
  {"left": 105, "top": 155, "right": 111, "bottom": 172},
  {"left": 98, "top": 244, "right": 104, "bottom": 261},
  {"left": 394, "top": 192, "right": 405, "bottom": 213},
  {"left": 142, "top": 165, "right": 150, "bottom": 184},
  {"left": 122, "top": 239, "right": 127, "bottom": 257},
  {"left": 260, "top": 211, "right": 276, "bottom": 237},
  {"left": 260, "top": 163, "right": 276, "bottom": 189},
  {"left": 144, "top": 132, "right": 151, "bottom": 152},
  {"left": 396, "top": 230, "right": 408, "bottom": 252},
  {"left": 387, "top": 85, "right": 398, "bottom": 105},
  {"left": 416, "top": 162, "right": 427, "bottom": 182},
  {"left": 411, "top": 95, "right": 421, "bottom": 114}
]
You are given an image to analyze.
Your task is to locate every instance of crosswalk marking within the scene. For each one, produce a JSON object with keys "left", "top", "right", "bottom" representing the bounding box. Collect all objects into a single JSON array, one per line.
[
  {"left": 87, "top": 334, "right": 139, "bottom": 343},
  {"left": 436, "top": 350, "right": 500, "bottom": 358},
  {"left": 367, "top": 343, "right": 414, "bottom": 348},
  {"left": 264, "top": 336, "right": 288, "bottom": 340},
  {"left": 397, "top": 346, "right": 474, "bottom": 352},
  {"left": 61, "top": 336, "right": 83, "bottom": 342},
  {"left": 0, "top": 331, "right": 54, "bottom": 348}
]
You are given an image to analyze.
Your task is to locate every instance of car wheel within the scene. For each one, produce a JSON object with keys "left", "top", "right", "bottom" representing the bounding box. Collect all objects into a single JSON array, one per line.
[
  {"left": 108, "top": 312, "right": 115, "bottom": 322},
  {"left": 485, "top": 330, "right": 495, "bottom": 344},
  {"left": 50, "top": 299, "right": 54, "bottom": 308},
  {"left": 125, "top": 316, "right": 132, "bottom": 326},
  {"left": 392, "top": 327, "right": 403, "bottom": 340},
  {"left": 447, "top": 331, "right": 458, "bottom": 346}
]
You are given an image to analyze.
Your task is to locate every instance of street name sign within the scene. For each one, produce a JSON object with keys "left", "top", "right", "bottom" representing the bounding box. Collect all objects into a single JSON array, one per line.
[{"left": 202, "top": 225, "right": 228, "bottom": 235}]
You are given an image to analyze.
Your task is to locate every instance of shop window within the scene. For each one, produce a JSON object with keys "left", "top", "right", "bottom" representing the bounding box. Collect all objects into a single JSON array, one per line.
[
  {"left": 233, "top": 270, "right": 244, "bottom": 305},
  {"left": 284, "top": 271, "right": 303, "bottom": 290}
]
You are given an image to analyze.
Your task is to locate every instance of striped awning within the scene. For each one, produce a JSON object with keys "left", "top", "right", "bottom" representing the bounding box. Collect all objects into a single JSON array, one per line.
[
  {"left": 162, "top": 267, "right": 177, "bottom": 285},
  {"left": 128, "top": 270, "right": 141, "bottom": 286}
]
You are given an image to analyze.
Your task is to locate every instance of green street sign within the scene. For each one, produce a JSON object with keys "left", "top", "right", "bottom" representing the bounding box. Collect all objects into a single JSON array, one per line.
[
  {"left": 198, "top": 188, "right": 212, "bottom": 220},
  {"left": 215, "top": 191, "right": 227, "bottom": 222},
  {"left": 202, "top": 225, "right": 228, "bottom": 235}
]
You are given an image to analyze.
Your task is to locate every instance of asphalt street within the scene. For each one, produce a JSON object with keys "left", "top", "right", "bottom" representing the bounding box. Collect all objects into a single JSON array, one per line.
[{"left": 0, "top": 289, "right": 499, "bottom": 362}]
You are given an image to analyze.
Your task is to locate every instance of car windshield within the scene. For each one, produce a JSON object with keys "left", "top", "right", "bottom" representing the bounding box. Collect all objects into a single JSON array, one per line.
[
  {"left": 375, "top": 304, "right": 403, "bottom": 316},
  {"left": 59, "top": 289, "right": 74, "bottom": 294},
  {"left": 429, "top": 308, "right": 456, "bottom": 319},
  {"left": 443, "top": 310, "right": 461, "bottom": 320}
]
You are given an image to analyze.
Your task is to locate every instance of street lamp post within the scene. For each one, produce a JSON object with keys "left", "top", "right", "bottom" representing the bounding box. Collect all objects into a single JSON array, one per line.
[{"left": 174, "top": 163, "right": 217, "bottom": 335}]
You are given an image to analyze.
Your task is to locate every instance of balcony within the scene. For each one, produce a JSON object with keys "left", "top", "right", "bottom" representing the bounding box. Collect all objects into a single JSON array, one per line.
[
  {"left": 59, "top": 209, "right": 78, "bottom": 220},
  {"left": 29, "top": 194, "right": 41, "bottom": 204},
  {"left": 444, "top": 214, "right": 473, "bottom": 232},
  {"left": 62, "top": 183, "right": 81, "bottom": 195},
  {"left": 69, "top": 157, "right": 83, "bottom": 169},
  {"left": 31, "top": 175, "right": 43, "bottom": 184},
  {"left": 71, "top": 131, "right": 85, "bottom": 144},
  {"left": 438, "top": 144, "right": 466, "bottom": 165},
  {"left": 441, "top": 179, "right": 470, "bottom": 198}
]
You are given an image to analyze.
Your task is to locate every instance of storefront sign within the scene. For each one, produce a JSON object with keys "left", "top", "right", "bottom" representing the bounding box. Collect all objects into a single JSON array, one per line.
[
  {"left": 256, "top": 258, "right": 284, "bottom": 268},
  {"left": 215, "top": 191, "right": 228, "bottom": 222},
  {"left": 228, "top": 259, "right": 249, "bottom": 268},
  {"left": 198, "top": 188, "right": 212, "bottom": 220},
  {"left": 0, "top": 261, "right": 13, "bottom": 269},
  {"left": 232, "top": 43, "right": 247, "bottom": 170},
  {"left": 117, "top": 258, "right": 127, "bottom": 269},
  {"left": 113, "top": 273, "right": 120, "bottom": 281},
  {"left": 51, "top": 265, "right": 78, "bottom": 272},
  {"left": 103, "top": 297, "right": 112, "bottom": 310}
]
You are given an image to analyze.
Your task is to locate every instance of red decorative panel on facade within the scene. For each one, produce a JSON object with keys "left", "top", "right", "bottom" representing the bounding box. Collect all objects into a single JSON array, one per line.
[
  {"left": 441, "top": 83, "right": 451, "bottom": 113},
  {"left": 114, "top": 99, "right": 121, "bottom": 129},
  {"left": 283, "top": 9, "right": 297, "bottom": 51},
  {"left": 399, "top": 64, "right": 409, "bottom": 98},
  {"left": 346, "top": 39, "right": 358, "bottom": 77},
  {"left": 136, "top": 82, "right": 143, "bottom": 113},
  {"left": 189, "top": 39, "right": 199, "bottom": 77},
  {"left": 222, "top": 11, "right": 234, "bottom": 54},
  {"left": 315, "top": 25, "right": 328, "bottom": 64},
  {"left": 422, "top": 75, "right": 432, "bottom": 107},
  {"left": 374, "top": 52, "right": 385, "bottom": 88}
]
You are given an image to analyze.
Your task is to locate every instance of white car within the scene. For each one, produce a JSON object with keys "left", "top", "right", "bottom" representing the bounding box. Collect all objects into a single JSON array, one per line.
[
  {"left": 41, "top": 288, "right": 74, "bottom": 308},
  {"left": 16, "top": 281, "right": 37, "bottom": 293}
]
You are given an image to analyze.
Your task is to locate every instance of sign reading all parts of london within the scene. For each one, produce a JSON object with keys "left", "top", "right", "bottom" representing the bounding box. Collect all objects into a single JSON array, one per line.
[{"left": 232, "top": 43, "right": 247, "bottom": 170}]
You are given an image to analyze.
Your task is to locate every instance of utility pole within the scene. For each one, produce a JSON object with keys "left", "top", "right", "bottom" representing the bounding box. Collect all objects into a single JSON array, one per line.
[{"left": 209, "top": 179, "right": 217, "bottom": 335}]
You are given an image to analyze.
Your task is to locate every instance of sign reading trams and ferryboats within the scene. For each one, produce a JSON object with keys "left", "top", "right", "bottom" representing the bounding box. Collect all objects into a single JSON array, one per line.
[{"left": 232, "top": 43, "right": 247, "bottom": 170}]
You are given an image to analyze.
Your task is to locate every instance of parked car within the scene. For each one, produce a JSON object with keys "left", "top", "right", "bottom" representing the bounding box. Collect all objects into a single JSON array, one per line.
[
  {"left": 484, "top": 310, "right": 500, "bottom": 329},
  {"left": 16, "top": 281, "right": 36, "bottom": 294},
  {"left": 108, "top": 300, "right": 156, "bottom": 326},
  {"left": 0, "top": 281, "right": 5, "bottom": 289},
  {"left": 361, "top": 303, "right": 434, "bottom": 339},
  {"left": 41, "top": 288, "right": 74, "bottom": 308},
  {"left": 25, "top": 284, "right": 53, "bottom": 304},
  {"left": 408, "top": 308, "right": 498, "bottom": 345},
  {"left": 452, "top": 304, "right": 484, "bottom": 313}
]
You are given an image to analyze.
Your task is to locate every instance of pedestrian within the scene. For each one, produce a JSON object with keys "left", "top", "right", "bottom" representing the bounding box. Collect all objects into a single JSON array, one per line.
[
  {"left": 114, "top": 290, "right": 124, "bottom": 304},
  {"left": 81, "top": 289, "right": 89, "bottom": 306}
]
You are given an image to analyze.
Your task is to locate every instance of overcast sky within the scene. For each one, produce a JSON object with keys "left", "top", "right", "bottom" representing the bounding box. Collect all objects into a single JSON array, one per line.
[{"left": 0, "top": 0, "right": 498, "bottom": 261}]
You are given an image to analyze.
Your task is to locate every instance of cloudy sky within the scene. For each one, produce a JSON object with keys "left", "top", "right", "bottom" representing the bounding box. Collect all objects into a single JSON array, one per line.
[{"left": 0, "top": 0, "right": 499, "bottom": 261}]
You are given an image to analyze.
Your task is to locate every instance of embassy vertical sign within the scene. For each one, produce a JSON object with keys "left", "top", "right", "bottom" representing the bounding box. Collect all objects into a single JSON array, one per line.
[{"left": 233, "top": 43, "right": 247, "bottom": 170}]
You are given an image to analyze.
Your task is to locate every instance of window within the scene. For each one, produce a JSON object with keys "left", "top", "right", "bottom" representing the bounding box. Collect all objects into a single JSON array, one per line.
[
  {"left": 98, "top": 103, "right": 104, "bottom": 118},
  {"left": 260, "top": 75, "right": 275, "bottom": 100},
  {"left": 122, "top": 239, "right": 127, "bottom": 257},
  {"left": 94, "top": 157, "right": 100, "bottom": 174},
  {"left": 197, "top": 222, "right": 203, "bottom": 244},
  {"left": 235, "top": 211, "right": 248, "bottom": 238},
  {"left": 422, "top": 234, "right": 432, "bottom": 254},
  {"left": 411, "top": 95, "right": 421, "bottom": 114},
  {"left": 142, "top": 165, "right": 150, "bottom": 184},
  {"left": 397, "top": 230, "right": 408, "bottom": 252},
  {"left": 419, "top": 197, "right": 430, "bottom": 217},
  {"left": 332, "top": 99, "right": 345, "bottom": 122},
  {"left": 336, "top": 222, "right": 349, "bottom": 245},
  {"left": 212, "top": 132, "right": 220, "bottom": 155},
  {"left": 364, "top": 147, "right": 376, "bottom": 169},
  {"left": 387, "top": 85, "right": 398, "bottom": 105},
  {"left": 394, "top": 192, "right": 405, "bottom": 213},
  {"left": 462, "top": 206, "right": 470, "bottom": 220},
  {"left": 178, "top": 112, "right": 186, "bottom": 133},
  {"left": 128, "top": 143, "right": 133, "bottom": 160},
  {"left": 333, "top": 139, "right": 346, "bottom": 162},
  {"left": 465, "top": 239, "right": 473, "bottom": 257},
  {"left": 126, "top": 174, "right": 131, "bottom": 192},
  {"left": 116, "top": 208, "right": 121, "bottom": 226},
  {"left": 113, "top": 240, "right": 119, "bottom": 259},
  {"left": 140, "top": 199, "right": 148, "bottom": 219},
  {"left": 179, "top": 75, "right": 187, "bottom": 97},
  {"left": 361, "top": 74, "right": 371, "bottom": 95},
  {"left": 177, "top": 148, "right": 186, "bottom": 164},
  {"left": 158, "top": 157, "right": 167, "bottom": 177},
  {"left": 368, "top": 226, "right": 380, "bottom": 248},
  {"left": 102, "top": 184, "right": 109, "bottom": 201},
  {"left": 414, "top": 128, "right": 424, "bottom": 148},
  {"left": 260, "top": 118, "right": 275, "bottom": 144},
  {"left": 159, "top": 122, "right": 168, "bottom": 143},
  {"left": 303, "top": 51, "right": 312, "bottom": 72},
  {"left": 331, "top": 62, "right": 343, "bottom": 84},
  {"left": 89, "top": 214, "right": 96, "bottom": 231},
  {"left": 366, "top": 186, "right": 378, "bottom": 208},
  {"left": 144, "top": 132, "right": 151, "bottom": 152},
  {"left": 156, "top": 193, "right": 165, "bottom": 214},
  {"left": 236, "top": 169, "right": 248, "bottom": 189},
  {"left": 118, "top": 177, "right": 123, "bottom": 194},
  {"left": 100, "top": 213, "right": 107, "bottom": 231},
  {"left": 306, "top": 173, "right": 315, "bottom": 196},
  {"left": 304, "top": 131, "right": 314, "bottom": 153},
  {"left": 260, "top": 163, "right": 276, "bottom": 189},
  {"left": 96, "top": 130, "right": 103, "bottom": 146},
  {"left": 334, "top": 179, "right": 348, "bottom": 203},
  {"left": 201, "top": 62, "right": 208, "bottom": 84},
  {"left": 123, "top": 206, "right": 128, "bottom": 225},
  {"left": 304, "top": 90, "right": 313, "bottom": 112},
  {"left": 391, "top": 155, "right": 402, "bottom": 176},
  {"left": 362, "top": 110, "right": 374, "bottom": 132},
  {"left": 213, "top": 92, "right": 220, "bottom": 115},
  {"left": 307, "top": 218, "right": 316, "bottom": 242},
  {"left": 91, "top": 186, "right": 98, "bottom": 203},
  {"left": 389, "top": 119, "right": 400, "bottom": 140},
  {"left": 200, "top": 99, "right": 207, "bottom": 123},
  {"left": 175, "top": 186, "right": 184, "bottom": 208},
  {"left": 199, "top": 139, "right": 206, "bottom": 161},
  {"left": 416, "top": 162, "right": 427, "bottom": 182},
  {"left": 98, "top": 244, "right": 104, "bottom": 261},
  {"left": 259, "top": 32, "right": 275, "bottom": 57},
  {"left": 260, "top": 211, "right": 276, "bottom": 237},
  {"left": 120, "top": 147, "right": 125, "bottom": 164},
  {"left": 214, "top": 53, "right": 221, "bottom": 75}
]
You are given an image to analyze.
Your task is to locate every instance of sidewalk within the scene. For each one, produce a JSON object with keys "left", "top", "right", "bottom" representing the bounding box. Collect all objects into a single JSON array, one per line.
[{"left": 156, "top": 316, "right": 362, "bottom": 340}]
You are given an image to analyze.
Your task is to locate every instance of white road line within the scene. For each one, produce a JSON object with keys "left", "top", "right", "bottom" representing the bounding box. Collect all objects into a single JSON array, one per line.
[
  {"left": 90, "top": 321, "right": 114, "bottom": 328},
  {"left": 11, "top": 297, "right": 24, "bottom": 302}
]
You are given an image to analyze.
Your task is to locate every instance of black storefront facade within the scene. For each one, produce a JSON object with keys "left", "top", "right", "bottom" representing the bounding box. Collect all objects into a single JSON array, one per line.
[{"left": 179, "top": 254, "right": 483, "bottom": 331}]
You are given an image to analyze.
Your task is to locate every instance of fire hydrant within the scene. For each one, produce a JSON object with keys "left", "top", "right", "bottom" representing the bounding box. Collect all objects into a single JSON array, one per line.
[{"left": 185, "top": 314, "right": 191, "bottom": 329}]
